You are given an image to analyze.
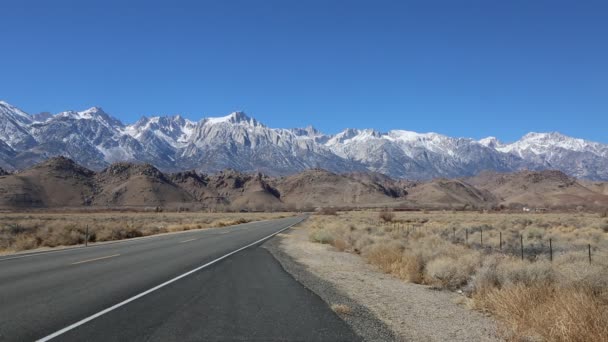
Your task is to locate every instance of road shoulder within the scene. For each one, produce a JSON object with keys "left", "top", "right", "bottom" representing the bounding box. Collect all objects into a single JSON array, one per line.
[
  {"left": 264, "top": 226, "right": 501, "bottom": 342},
  {"left": 264, "top": 232, "right": 398, "bottom": 342}
]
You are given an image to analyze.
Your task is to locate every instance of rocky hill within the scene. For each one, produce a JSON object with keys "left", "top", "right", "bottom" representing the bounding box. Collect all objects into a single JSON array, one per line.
[
  {"left": 466, "top": 170, "right": 608, "bottom": 208},
  {"left": 0, "top": 157, "right": 607, "bottom": 210}
]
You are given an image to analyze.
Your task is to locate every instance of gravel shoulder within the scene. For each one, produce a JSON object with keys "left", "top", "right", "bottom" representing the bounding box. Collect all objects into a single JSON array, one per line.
[{"left": 264, "top": 225, "right": 502, "bottom": 342}]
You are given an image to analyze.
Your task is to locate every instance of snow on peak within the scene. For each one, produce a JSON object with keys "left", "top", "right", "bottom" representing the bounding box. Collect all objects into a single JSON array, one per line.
[
  {"left": 496, "top": 131, "right": 607, "bottom": 157},
  {"left": 76, "top": 106, "right": 105, "bottom": 119},
  {"left": 478, "top": 136, "right": 502, "bottom": 148},
  {"left": 0, "top": 101, "right": 32, "bottom": 125},
  {"left": 326, "top": 128, "right": 383, "bottom": 146},
  {"left": 290, "top": 125, "right": 323, "bottom": 138},
  {"left": 386, "top": 130, "right": 443, "bottom": 142},
  {"left": 204, "top": 111, "right": 261, "bottom": 127}
]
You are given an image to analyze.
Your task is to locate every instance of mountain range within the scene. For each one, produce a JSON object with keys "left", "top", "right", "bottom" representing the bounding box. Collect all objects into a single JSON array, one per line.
[
  {"left": 2, "top": 101, "right": 608, "bottom": 180},
  {"left": 1, "top": 157, "right": 607, "bottom": 210}
]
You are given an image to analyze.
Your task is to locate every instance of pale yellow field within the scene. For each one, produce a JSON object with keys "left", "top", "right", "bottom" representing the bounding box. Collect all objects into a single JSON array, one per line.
[
  {"left": 0, "top": 212, "right": 290, "bottom": 253},
  {"left": 306, "top": 210, "right": 608, "bottom": 342}
]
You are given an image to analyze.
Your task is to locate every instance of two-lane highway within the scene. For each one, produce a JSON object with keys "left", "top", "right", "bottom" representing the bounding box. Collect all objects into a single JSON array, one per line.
[{"left": 0, "top": 216, "right": 360, "bottom": 341}]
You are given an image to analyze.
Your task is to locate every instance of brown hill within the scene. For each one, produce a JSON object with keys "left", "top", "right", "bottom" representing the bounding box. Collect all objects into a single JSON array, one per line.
[
  {"left": 1, "top": 158, "right": 607, "bottom": 210},
  {"left": 0, "top": 156, "right": 96, "bottom": 208},
  {"left": 93, "top": 162, "right": 193, "bottom": 206},
  {"left": 404, "top": 179, "right": 497, "bottom": 209},
  {"left": 168, "top": 171, "right": 218, "bottom": 203},
  {"left": 345, "top": 172, "right": 408, "bottom": 197},
  {"left": 579, "top": 180, "right": 608, "bottom": 196},
  {"left": 467, "top": 170, "right": 608, "bottom": 209},
  {"left": 272, "top": 169, "right": 400, "bottom": 208},
  {"left": 205, "top": 170, "right": 282, "bottom": 210}
]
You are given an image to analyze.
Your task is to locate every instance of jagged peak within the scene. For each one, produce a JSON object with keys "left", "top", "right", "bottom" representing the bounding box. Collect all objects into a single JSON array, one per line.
[
  {"left": 79, "top": 106, "right": 104, "bottom": 114},
  {"left": 0, "top": 100, "right": 32, "bottom": 124},
  {"left": 54, "top": 106, "right": 123, "bottom": 127},
  {"left": 289, "top": 125, "right": 324, "bottom": 137},
  {"left": 204, "top": 111, "right": 262, "bottom": 127},
  {"left": 478, "top": 136, "right": 503, "bottom": 148},
  {"left": 329, "top": 128, "right": 383, "bottom": 143},
  {"left": 520, "top": 131, "right": 567, "bottom": 140}
]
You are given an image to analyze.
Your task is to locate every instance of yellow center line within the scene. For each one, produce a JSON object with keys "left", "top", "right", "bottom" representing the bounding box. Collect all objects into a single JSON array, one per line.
[
  {"left": 71, "top": 254, "right": 121, "bottom": 265},
  {"left": 179, "top": 238, "right": 198, "bottom": 243}
]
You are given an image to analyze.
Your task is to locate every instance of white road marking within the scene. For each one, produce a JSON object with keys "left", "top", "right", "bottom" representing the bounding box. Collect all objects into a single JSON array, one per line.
[
  {"left": 36, "top": 217, "right": 305, "bottom": 342},
  {"left": 179, "top": 238, "right": 198, "bottom": 243},
  {"left": 71, "top": 254, "right": 121, "bottom": 265},
  {"left": 0, "top": 248, "right": 86, "bottom": 262}
]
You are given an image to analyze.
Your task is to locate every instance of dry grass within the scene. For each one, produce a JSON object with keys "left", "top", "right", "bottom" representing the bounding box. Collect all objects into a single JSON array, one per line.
[
  {"left": 317, "top": 207, "right": 339, "bottom": 215},
  {"left": 331, "top": 304, "right": 352, "bottom": 315},
  {"left": 0, "top": 212, "right": 289, "bottom": 253},
  {"left": 305, "top": 210, "right": 608, "bottom": 341},
  {"left": 378, "top": 209, "right": 395, "bottom": 222}
]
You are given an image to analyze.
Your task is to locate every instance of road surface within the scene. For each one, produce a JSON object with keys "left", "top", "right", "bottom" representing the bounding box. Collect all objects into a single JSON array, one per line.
[{"left": 0, "top": 216, "right": 360, "bottom": 341}]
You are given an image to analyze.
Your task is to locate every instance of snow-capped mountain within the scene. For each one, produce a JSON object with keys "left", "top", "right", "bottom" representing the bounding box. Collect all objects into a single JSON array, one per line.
[{"left": 1, "top": 101, "right": 607, "bottom": 180}]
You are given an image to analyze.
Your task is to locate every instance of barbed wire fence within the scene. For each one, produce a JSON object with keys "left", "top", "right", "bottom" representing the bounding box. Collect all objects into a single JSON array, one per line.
[{"left": 375, "top": 220, "right": 607, "bottom": 265}]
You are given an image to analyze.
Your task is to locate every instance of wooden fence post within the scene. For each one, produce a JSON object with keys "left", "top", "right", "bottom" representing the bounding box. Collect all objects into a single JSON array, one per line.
[
  {"left": 499, "top": 231, "right": 502, "bottom": 251},
  {"left": 520, "top": 235, "right": 524, "bottom": 260}
]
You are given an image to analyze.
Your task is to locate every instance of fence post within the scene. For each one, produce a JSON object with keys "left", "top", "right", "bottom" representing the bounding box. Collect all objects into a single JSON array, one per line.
[
  {"left": 453, "top": 227, "right": 456, "bottom": 242},
  {"left": 589, "top": 244, "right": 592, "bottom": 264},
  {"left": 85, "top": 225, "right": 89, "bottom": 247},
  {"left": 499, "top": 231, "right": 502, "bottom": 251},
  {"left": 520, "top": 235, "right": 524, "bottom": 260},
  {"left": 549, "top": 238, "right": 552, "bottom": 262},
  {"left": 466, "top": 228, "right": 468, "bottom": 245},
  {"left": 480, "top": 227, "right": 483, "bottom": 248}
]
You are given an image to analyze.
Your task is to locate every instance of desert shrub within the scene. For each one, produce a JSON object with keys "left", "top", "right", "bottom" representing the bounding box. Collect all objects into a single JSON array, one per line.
[
  {"left": 475, "top": 257, "right": 555, "bottom": 290},
  {"left": 475, "top": 284, "right": 608, "bottom": 342},
  {"left": 378, "top": 210, "right": 395, "bottom": 222},
  {"left": 426, "top": 252, "right": 480, "bottom": 289},
  {"left": 331, "top": 304, "right": 352, "bottom": 315},
  {"left": 13, "top": 235, "right": 38, "bottom": 250},
  {"left": 332, "top": 237, "right": 349, "bottom": 252},
  {"left": 364, "top": 244, "right": 424, "bottom": 283},
  {"left": 525, "top": 227, "right": 544, "bottom": 240},
  {"left": 318, "top": 207, "right": 338, "bottom": 215},
  {"left": 5, "top": 223, "right": 32, "bottom": 235},
  {"left": 309, "top": 229, "right": 334, "bottom": 244},
  {"left": 302, "top": 210, "right": 608, "bottom": 342}
]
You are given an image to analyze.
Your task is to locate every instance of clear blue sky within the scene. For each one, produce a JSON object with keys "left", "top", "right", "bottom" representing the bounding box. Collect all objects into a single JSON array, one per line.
[{"left": 1, "top": 0, "right": 607, "bottom": 142}]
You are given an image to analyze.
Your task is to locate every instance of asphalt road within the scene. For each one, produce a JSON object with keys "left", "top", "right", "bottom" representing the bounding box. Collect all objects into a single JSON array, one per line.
[{"left": 0, "top": 216, "right": 360, "bottom": 342}]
